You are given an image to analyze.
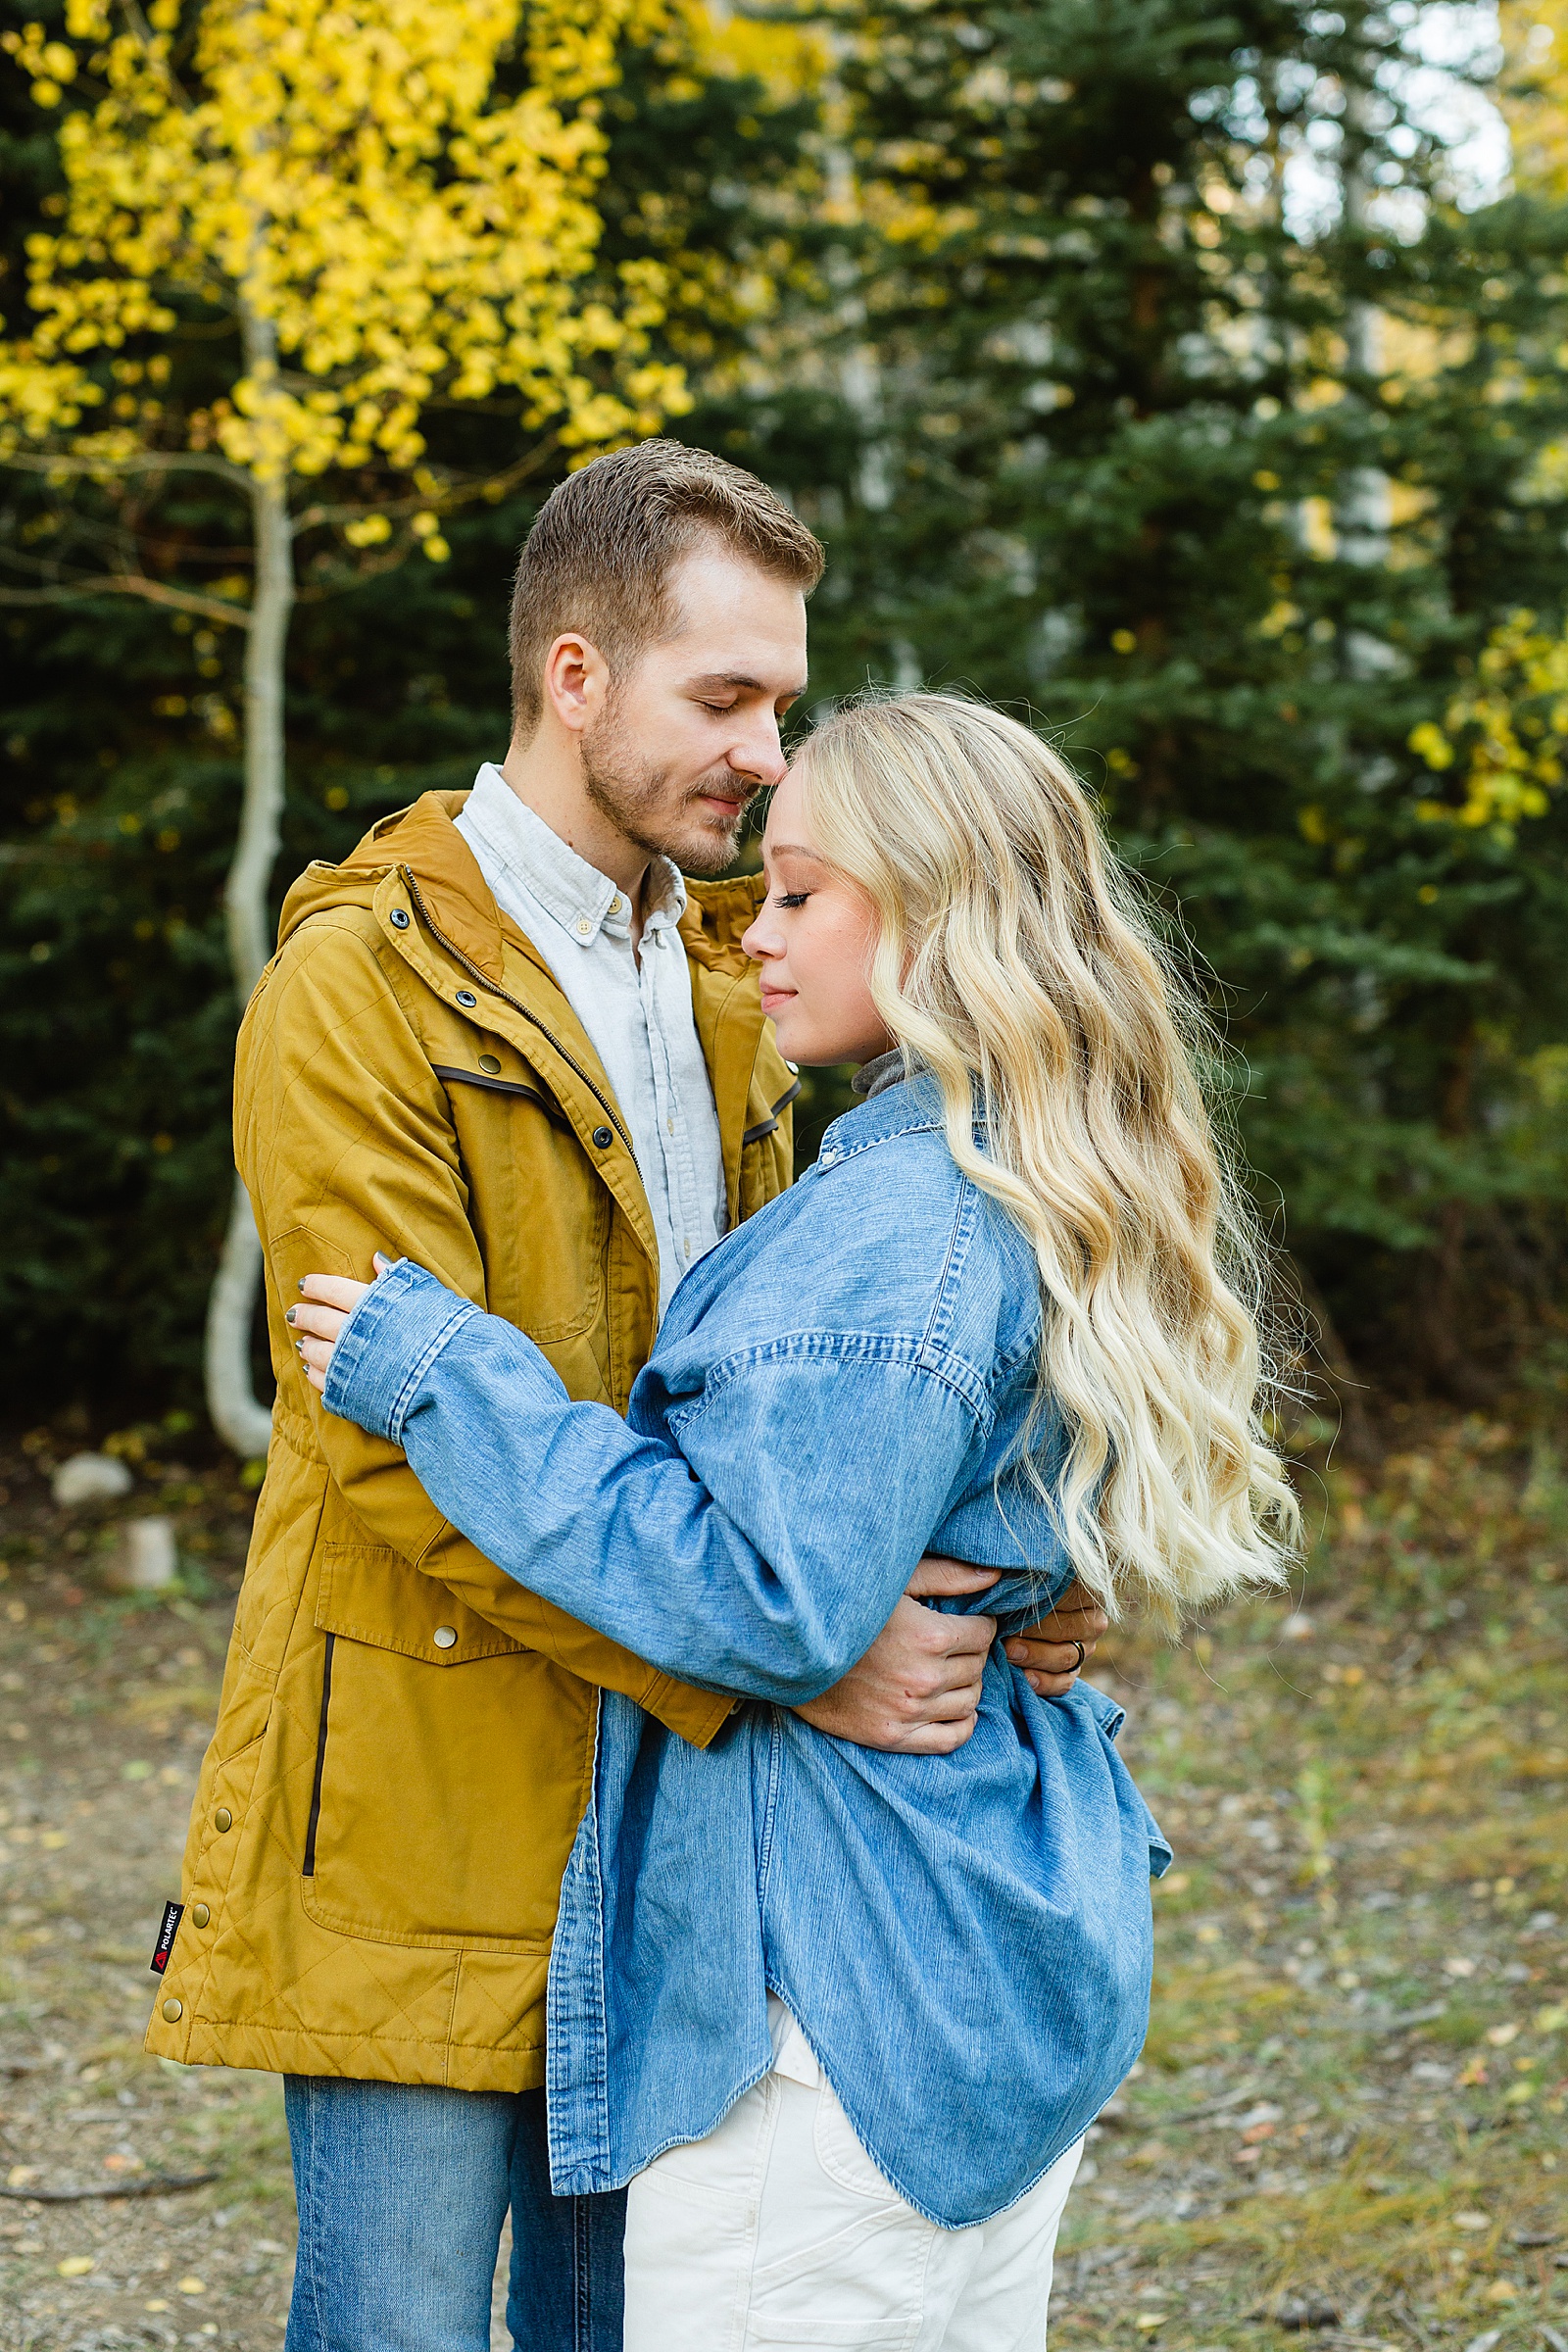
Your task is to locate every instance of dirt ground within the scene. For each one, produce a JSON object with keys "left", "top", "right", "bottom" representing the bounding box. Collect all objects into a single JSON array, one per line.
[{"left": 1, "top": 1404, "right": 1564, "bottom": 2351}]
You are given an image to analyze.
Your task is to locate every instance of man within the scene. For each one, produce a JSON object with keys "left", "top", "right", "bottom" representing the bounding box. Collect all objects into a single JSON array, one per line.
[{"left": 146, "top": 442, "right": 1102, "bottom": 2351}]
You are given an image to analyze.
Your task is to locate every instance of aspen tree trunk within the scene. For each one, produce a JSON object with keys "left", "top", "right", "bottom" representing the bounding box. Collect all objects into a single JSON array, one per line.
[{"left": 203, "top": 307, "right": 294, "bottom": 1457}]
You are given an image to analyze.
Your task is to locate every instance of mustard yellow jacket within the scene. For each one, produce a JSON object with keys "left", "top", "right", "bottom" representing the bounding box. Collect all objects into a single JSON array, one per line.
[{"left": 144, "top": 792, "right": 795, "bottom": 2091}]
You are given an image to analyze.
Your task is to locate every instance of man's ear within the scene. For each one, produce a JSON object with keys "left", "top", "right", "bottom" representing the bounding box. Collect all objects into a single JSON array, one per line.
[{"left": 541, "top": 630, "right": 610, "bottom": 737}]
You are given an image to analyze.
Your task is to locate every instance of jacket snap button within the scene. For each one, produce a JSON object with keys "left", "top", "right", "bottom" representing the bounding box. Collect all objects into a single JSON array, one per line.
[
  {"left": 455, "top": 989, "right": 477, "bottom": 1009},
  {"left": 478, "top": 1054, "right": 501, "bottom": 1074},
  {"left": 592, "top": 1126, "right": 613, "bottom": 1150},
  {"left": 214, "top": 1807, "right": 232, "bottom": 1833},
  {"left": 388, "top": 906, "right": 410, "bottom": 930},
  {"left": 433, "top": 1626, "right": 458, "bottom": 1650},
  {"left": 191, "top": 1902, "right": 211, "bottom": 1928},
  {"left": 162, "top": 1997, "right": 183, "bottom": 2022}
]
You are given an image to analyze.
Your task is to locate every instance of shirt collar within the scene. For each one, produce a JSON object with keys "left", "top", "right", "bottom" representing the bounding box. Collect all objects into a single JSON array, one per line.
[
  {"left": 466, "top": 763, "right": 687, "bottom": 947},
  {"left": 852, "top": 1048, "right": 910, "bottom": 1102}
]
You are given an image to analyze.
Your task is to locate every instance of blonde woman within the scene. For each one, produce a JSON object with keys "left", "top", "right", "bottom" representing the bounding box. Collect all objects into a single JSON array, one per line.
[{"left": 295, "top": 694, "right": 1296, "bottom": 2348}]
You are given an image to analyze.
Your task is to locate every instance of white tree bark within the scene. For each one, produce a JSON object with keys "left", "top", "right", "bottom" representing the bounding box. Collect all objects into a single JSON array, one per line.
[{"left": 203, "top": 306, "right": 294, "bottom": 1457}]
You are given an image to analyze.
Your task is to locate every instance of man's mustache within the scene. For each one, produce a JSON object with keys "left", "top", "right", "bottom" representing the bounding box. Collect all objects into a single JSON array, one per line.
[{"left": 684, "top": 771, "right": 763, "bottom": 818}]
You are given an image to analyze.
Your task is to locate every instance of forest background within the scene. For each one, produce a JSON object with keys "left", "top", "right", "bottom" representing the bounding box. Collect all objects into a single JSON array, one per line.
[{"left": 3, "top": 0, "right": 1568, "bottom": 1451}]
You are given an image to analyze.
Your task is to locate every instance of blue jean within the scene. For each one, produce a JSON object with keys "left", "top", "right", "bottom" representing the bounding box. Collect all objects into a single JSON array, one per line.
[{"left": 283, "top": 2075, "right": 625, "bottom": 2352}]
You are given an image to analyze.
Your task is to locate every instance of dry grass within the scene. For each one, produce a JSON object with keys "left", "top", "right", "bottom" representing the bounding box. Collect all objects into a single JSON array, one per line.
[
  {"left": 0, "top": 1404, "right": 1564, "bottom": 2348},
  {"left": 1060, "top": 1409, "right": 1568, "bottom": 2350}
]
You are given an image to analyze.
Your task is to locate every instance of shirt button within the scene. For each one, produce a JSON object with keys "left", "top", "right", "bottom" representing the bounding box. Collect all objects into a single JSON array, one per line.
[
  {"left": 610, "top": 896, "right": 624, "bottom": 915},
  {"left": 161, "top": 1997, "right": 183, "bottom": 2023},
  {"left": 683, "top": 1239, "right": 692, "bottom": 1257},
  {"left": 213, "top": 1807, "right": 232, "bottom": 1833},
  {"left": 576, "top": 916, "right": 593, "bottom": 938},
  {"left": 433, "top": 1626, "right": 458, "bottom": 1650},
  {"left": 191, "top": 1903, "right": 211, "bottom": 1929}
]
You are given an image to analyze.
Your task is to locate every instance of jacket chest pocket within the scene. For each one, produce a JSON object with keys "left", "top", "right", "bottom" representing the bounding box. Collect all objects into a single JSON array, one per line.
[
  {"left": 300, "top": 1545, "right": 597, "bottom": 1952},
  {"left": 436, "top": 1067, "right": 612, "bottom": 1345}
]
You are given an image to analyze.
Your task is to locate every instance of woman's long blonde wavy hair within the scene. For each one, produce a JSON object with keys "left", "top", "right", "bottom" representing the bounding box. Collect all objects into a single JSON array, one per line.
[{"left": 792, "top": 693, "right": 1298, "bottom": 1622}]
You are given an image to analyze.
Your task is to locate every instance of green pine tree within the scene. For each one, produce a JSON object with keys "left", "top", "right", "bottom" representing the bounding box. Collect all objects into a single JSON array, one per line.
[{"left": 708, "top": 0, "right": 1568, "bottom": 1402}]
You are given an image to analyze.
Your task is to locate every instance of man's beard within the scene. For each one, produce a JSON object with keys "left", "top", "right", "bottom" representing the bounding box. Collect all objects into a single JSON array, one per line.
[{"left": 581, "top": 697, "right": 757, "bottom": 878}]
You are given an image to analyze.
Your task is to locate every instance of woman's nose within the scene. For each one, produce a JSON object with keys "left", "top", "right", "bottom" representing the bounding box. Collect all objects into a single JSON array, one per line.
[{"left": 741, "top": 911, "right": 778, "bottom": 962}]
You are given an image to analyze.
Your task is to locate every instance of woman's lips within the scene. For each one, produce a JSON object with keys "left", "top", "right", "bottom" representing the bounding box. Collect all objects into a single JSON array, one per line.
[{"left": 760, "top": 987, "right": 795, "bottom": 1017}]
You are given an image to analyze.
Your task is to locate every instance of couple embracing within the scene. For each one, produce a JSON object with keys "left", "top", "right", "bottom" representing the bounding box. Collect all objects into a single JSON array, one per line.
[{"left": 147, "top": 440, "right": 1294, "bottom": 2350}]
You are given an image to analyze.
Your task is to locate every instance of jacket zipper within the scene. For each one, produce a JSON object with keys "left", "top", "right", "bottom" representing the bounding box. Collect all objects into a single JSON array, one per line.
[
  {"left": 302, "top": 1634, "right": 335, "bottom": 1879},
  {"left": 399, "top": 867, "right": 635, "bottom": 1157}
]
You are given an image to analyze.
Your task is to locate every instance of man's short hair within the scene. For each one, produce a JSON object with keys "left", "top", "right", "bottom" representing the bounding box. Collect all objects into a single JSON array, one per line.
[{"left": 508, "top": 439, "right": 824, "bottom": 735}]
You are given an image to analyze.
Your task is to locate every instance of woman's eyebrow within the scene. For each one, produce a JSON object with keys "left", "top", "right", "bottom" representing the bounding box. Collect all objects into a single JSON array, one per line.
[{"left": 767, "top": 843, "right": 827, "bottom": 863}]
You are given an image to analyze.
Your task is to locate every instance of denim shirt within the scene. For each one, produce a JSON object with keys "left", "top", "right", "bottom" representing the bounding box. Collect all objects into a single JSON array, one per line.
[{"left": 323, "top": 1075, "right": 1171, "bottom": 2227}]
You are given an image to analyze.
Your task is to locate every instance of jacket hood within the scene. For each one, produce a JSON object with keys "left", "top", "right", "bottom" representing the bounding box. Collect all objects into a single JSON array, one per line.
[
  {"left": 277, "top": 793, "right": 506, "bottom": 978},
  {"left": 277, "top": 789, "right": 766, "bottom": 980}
]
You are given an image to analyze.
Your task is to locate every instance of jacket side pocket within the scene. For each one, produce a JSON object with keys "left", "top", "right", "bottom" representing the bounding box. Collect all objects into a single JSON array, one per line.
[{"left": 302, "top": 1634, "right": 335, "bottom": 1879}]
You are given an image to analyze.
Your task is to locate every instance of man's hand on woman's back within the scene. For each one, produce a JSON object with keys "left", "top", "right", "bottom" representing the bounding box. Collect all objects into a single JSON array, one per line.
[{"left": 792, "top": 1562, "right": 1106, "bottom": 1754}]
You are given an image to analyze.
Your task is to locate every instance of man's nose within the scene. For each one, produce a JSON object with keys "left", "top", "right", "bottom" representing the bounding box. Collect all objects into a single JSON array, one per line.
[{"left": 728, "top": 710, "right": 788, "bottom": 789}]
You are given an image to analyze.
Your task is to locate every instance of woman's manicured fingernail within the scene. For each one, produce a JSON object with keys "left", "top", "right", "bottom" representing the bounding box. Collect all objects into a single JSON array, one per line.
[
  {"left": 284, "top": 1306, "right": 297, "bottom": 1325},
  {"left": 295, "top": 1342, "right": 305, "bottom": 1358},
  {"left": 297, "top": 1278, "right": 306, "bottom": 1293}
]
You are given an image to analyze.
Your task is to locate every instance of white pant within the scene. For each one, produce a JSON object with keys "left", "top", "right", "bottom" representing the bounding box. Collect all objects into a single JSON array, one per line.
[{"left": 623, "top": 2007, "right": 1082, "bottom": 2352}]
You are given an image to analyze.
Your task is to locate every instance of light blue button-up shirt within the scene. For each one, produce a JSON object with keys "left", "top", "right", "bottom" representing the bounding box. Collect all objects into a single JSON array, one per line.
[
  {"left": 457, "top": 763, "right": 726, "bottom": 1311},
  {"left": 323, "top": 1073, "right": 1171, "bottom": 2228}
]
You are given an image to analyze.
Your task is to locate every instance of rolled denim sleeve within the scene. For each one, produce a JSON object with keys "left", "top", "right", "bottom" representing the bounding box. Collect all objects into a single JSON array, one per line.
[
  {"left": 322, "top": 1262, "right": 986, "bottom": 1705},
  {"left": 323, "top": 1259, "right": 482, "bottom": 1441}
]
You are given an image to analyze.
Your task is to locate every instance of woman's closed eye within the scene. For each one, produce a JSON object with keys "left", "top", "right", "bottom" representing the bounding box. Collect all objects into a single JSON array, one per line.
[{"left": 774, "top": 891, "right": 810, "bottom": 909}]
